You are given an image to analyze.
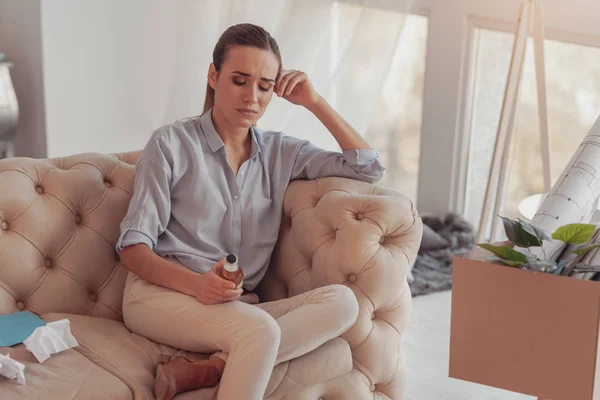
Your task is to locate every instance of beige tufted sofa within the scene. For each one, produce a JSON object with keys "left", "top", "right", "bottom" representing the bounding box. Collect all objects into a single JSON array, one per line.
[{"left": 0, "top": 150, "right": 422, "bottom": 399}]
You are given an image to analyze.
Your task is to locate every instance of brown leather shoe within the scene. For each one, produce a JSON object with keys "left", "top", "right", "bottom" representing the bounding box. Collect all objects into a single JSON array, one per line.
[{"left": 154, "top": 357, "right": 222, "bottom": 400}]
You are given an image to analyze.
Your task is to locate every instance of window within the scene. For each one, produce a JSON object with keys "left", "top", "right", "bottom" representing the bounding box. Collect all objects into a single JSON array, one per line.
[
  {"left": 463, "top": 28, "right": 600, "bottom": 238},
  {"left": 366, "top": 14, "right": 428, "bottom": 201}
]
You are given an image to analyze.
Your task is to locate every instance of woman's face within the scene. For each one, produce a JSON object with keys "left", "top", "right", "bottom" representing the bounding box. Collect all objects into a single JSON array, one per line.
[{"left": 208, "top": 46, "right": 280, "bottom": 128}]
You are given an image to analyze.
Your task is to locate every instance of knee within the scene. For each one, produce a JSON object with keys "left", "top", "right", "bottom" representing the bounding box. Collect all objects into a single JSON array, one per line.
[
  {"left": 242, "top": 309, "right": 281, "bottom": 347},
  {"left": 330, "top": 284, "right": 359, "bottom": 326}
]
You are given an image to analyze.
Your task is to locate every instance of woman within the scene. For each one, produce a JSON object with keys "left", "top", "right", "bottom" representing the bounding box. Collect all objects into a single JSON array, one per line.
[{"left": 117, "top": 23, "right": 385, "bottom": 400}]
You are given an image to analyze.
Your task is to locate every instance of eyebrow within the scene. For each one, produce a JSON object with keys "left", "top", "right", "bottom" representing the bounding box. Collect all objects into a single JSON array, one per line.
[{"left": 231, "top": 71, "right": 275, "bottom": 83}]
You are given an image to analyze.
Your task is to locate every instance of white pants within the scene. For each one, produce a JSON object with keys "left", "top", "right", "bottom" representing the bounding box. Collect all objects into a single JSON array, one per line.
[{"left": 122, "top": 271, "right": 359, "bottom": 400}]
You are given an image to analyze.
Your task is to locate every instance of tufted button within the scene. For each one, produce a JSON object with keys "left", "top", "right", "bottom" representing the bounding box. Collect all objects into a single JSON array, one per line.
[
  {"left": 16, "top": 301, "right": 25, "bottom": 311},
  {"left": 89, "top": 293, "right": 97, "bottom": 302},
  {"left": 104, "top": 180, "right": 112, "bottom": 188},
  {"left": 348, "top": 274, "right": 357, "bottom": 283},
  {"left": 75, "top": 214, "right": 82, "bottom": 224},
  {"left": 1, "top": 221, "right": 8, "bottom": 230},
  {"left": 44, "top": 259, "right": 52, "bottom": 268},
  {"left": 35, "top": 185, "right": 44, "bottom": 194},
  {"left": 379, "top": 236, "right": 385, "bottom": 244},
  {"left": 356, "top": 213, "right": 364, "bottom": 220}
]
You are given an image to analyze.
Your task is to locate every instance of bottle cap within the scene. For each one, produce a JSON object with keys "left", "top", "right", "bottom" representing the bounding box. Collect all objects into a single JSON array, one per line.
[{"left": 224, "top": 253, "right": 238, "bottom": 272}]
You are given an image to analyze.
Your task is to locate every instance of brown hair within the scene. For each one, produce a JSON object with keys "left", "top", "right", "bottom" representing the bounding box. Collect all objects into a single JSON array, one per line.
[{"left": 203, "top": 23, "right": 283, "bottom": 114}]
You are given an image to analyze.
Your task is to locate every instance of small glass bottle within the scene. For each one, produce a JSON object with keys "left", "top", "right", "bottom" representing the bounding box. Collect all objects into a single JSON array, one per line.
[{"left": 219, "top": 253, "right": 244, "bottom": 289}]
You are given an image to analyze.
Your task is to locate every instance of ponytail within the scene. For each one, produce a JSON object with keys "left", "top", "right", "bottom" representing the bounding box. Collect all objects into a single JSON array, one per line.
[{"left": 203, "top": 84, "right": 215, "bottom": 114}]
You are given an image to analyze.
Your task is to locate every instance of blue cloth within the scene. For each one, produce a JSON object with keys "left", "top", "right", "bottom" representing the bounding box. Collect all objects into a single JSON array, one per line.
[
  {"left": 116, "top": 108, "right": 385, "bottom": 290},
  {"left": 0, "top": 311, "right": 46, "bottom": 347}
]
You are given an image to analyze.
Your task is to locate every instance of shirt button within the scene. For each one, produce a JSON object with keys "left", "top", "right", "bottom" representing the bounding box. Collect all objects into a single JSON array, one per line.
[
  {"left": 240, "top": 170, "right": 245, "bottom": 175},
  {"left": 233, "top": 221, "right": 240, "bottom": 227},
  {"left": 234, "top": 195, "right": 239, "bottom": 200}
]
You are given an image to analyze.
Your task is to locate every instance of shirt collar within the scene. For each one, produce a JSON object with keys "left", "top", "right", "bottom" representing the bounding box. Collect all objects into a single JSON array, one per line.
[
  {"left": 200, "top": 108, "right": 262, "bottom": 157},
  {"left": 200, "top": 109, "right": 225, "bottom": 153},
  {"left": 249, "top": 126, "right": 262, "bottom": 159}
]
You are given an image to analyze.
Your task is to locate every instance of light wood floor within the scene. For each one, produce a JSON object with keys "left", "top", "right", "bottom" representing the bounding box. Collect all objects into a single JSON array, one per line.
[{"left": 403, "top": 290, "right": 536, "bottom": 400}]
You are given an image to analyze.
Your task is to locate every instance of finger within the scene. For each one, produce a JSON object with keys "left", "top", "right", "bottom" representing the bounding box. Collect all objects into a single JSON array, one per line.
[
  {"left": 207, "top": 274, "right": 236, "bottom": 290},
  {"left": 223, "top": 288, "right": 243, "bottom": 298},
  {"left": 209, "top": 271, "right": 237, "bottom": 290},
  {"left": 210, "top": 260, "right": 225, "bottom": 276},
  {"left": 275, "top": 69, "right": 290, "bottom": 91},
  {"left": 211, "top": 258, "right": 225, "bottom": 271},
  {"left": 285, "top": 72, "right": 306, "bottom": 97},
  {"left": 212, "top": 286, "right": 241, "bottom": 298},
  {"left": 210, "top": 287, "right": 242, "bottom": 302},
  {"left": 277, "top": 70, "right": 296, "bottom": 96},
  {"left": 279, "top": 71, "right": 299, "bottom": 97},
  {"left": 217, "top": 276, "right": 237, "bottom": 290},
  {"left": 200, "top": 293, "right": 222, "bottom": 305},
  {"left": 207, "top": 288, "right": 230, "bottom": 302},
  {"left": 215, "top": 290, "right": 242, "bottom": 302}
]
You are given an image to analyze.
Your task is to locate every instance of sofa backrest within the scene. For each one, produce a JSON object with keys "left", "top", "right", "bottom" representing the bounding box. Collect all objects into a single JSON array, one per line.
[{"left": 0, "top": 151, "right": 141, "bottom": 320}]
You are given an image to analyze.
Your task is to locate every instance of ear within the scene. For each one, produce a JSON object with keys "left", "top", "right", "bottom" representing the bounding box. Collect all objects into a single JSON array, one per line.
[{"left": 208, "top": 63, "right": 218, "bottom": 90}]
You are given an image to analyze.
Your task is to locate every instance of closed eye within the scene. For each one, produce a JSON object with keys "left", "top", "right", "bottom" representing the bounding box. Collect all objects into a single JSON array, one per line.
[{"left": 233, "top": 80, "right": 271, "bottom": 92}]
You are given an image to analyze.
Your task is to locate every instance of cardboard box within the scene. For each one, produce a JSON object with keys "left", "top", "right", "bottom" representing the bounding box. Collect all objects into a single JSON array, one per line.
[{"left": 449, "top": 255, "right": 600, "bottom": 400}]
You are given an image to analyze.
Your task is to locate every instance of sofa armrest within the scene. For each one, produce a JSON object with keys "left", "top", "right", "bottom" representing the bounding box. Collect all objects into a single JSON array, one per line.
[{"left": 256, "top": 176, "right": 423, "bottom": 399}]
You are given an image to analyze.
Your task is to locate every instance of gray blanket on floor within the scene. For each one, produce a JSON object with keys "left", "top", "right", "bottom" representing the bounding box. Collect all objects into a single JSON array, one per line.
[{"left": 409, "top": 213, "right": 475, "bottom": 297}]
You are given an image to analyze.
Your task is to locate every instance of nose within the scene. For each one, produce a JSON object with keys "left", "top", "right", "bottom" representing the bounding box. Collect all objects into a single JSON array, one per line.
[{"left": 244, "top": 85, "right": 258, "bottom": 105}]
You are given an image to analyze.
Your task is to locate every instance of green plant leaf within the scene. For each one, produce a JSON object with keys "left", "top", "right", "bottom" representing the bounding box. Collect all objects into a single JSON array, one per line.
[
  {"left": 477, "top": 243, "right": 528, "bottom": 262},
  {"left": 499, "top": 216, "right": 546, "bottom": 247},
  {"left": 486, "top": 256, "right": 526, "bottom": 267},
  {"left": 519, "top": 219, "right": 551, "bottom": 242},
  {"left": 499, "top": 259, "right": 526, "bottom": 267},
  {"left": 552, "top": 223, "right": 596, "bottom": 244},
  {"left": 518, "top": 248, "right": 541, "bottom": 263},
  {"left": 574, "top": 244, "right": 600, "bottom": 256}
]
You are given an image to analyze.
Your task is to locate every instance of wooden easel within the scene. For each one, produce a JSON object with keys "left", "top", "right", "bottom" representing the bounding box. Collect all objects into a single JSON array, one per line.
[{"left": 476, "top": 0, "right": 551, "bottom": 243}]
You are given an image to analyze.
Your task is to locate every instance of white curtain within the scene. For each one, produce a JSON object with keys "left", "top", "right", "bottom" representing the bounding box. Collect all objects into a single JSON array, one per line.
[{"left": 166, "top": 0, "right": 414, "bottom": 151}]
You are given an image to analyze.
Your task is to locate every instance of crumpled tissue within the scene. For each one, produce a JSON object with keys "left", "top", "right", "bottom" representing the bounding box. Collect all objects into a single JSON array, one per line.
[
  {"left": 23, "top": 319, "right": 78, "bottom": 363},
  {"left": 0, "top": 354, "right": 26, "bottom": 385}
]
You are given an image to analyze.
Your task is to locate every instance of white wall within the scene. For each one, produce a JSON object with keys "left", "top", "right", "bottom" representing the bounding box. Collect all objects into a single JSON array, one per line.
[
  {"left": 0, "top": 0, "right": 47, "bottom": 158},
  {"left": 3, "top": 0, "right": 400, "bottom": 160},
  {"left": 41, "top": 0, "right": 210, "bottom": 157},
  {"left": 1, "top": 0, "right": 221, "bottom": 158}
]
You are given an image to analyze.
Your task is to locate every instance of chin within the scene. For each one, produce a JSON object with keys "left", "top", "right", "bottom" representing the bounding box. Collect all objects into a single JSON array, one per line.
[
  {"left": 235, "top": 116, "right": 255, "bottom": 128},
  {"left": 233, "top": 112, "right": 258, "bottom": 127}
]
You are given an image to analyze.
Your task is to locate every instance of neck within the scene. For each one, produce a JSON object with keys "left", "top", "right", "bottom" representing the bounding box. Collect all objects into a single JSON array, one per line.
[{"left": 211, "top": 107, "right": 251, "bottom": 151}]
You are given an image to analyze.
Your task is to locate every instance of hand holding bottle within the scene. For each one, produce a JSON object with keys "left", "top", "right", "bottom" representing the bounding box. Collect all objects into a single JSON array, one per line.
[{"left": 194, "top": 258, "right": 243, "bottom": 305}]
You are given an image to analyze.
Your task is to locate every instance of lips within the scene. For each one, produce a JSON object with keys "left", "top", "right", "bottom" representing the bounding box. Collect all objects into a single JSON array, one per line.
[{"left": 237, "top": 108, "right": 257, "bottom": 116}]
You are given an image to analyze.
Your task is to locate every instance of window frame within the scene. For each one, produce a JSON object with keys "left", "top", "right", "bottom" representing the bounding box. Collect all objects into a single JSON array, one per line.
[{"left": 340, "top": 0, "right": 600, "bottom": 214}]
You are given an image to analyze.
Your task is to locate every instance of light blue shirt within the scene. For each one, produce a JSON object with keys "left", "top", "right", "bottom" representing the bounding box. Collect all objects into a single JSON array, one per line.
[{"left": 116, "top": 109, "right": 385, "bottom": 290}]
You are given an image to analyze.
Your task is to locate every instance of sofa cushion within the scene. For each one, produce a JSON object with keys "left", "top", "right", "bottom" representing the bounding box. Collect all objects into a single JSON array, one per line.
[
  {"left": 43, "top": 312, "right": 353, "bottom": 400},
  {"left": 44, "top": 312, "right": 191, "bottom": 399},
  {"left": 0, "top": 344, "right": 131, "bottom": 400}
]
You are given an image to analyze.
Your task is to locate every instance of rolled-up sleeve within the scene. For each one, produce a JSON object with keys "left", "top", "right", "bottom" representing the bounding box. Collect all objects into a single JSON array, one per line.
[
  {"left": 289, "top": 138, "right": 386, "bottom": 183},
  {"left": 115, "top": 133, "right": 173, "bottom": 252}
]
